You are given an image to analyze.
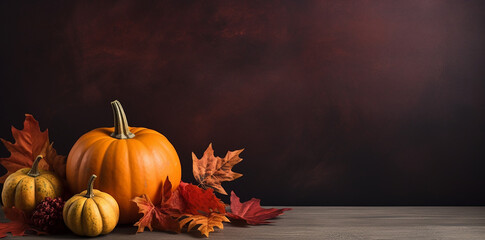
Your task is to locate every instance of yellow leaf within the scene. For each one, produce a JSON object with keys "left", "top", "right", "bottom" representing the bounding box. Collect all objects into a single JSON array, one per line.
[{"left": 179, "top": 213, "right": 229, "bottom": 237}]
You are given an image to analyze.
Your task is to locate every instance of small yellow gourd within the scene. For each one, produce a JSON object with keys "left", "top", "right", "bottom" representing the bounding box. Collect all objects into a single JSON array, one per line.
[
  {"left": 63, "top": 175, "right": 119, "bottom": 237},
  {"left": 1, "top": 155, "right": 63, "bottom": 213}
]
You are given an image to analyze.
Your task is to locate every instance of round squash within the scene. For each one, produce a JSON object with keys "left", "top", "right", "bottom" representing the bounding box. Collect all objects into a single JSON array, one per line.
[
  {"left": 66, "top": 100, "right": 181, "bottom": 224},
  {"left": 63, "top": 175, "right": 119, "bottom": 236},
  {"left": 1, "top": 155, "right": 63, "bottom": 213}
]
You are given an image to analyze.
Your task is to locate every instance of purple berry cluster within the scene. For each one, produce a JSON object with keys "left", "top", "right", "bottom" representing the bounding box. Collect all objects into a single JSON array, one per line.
[{"left": 31, "top": 197, "right": 65, "bottom": 233}]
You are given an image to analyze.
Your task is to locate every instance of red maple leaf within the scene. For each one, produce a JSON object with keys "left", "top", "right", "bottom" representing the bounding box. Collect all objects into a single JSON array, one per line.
[
  {"left": 161, "top": 184, "right": 185, "bottom": 216},
  {"left": 0, "top": 207, "right": 45, "bottom": 238},
  {"left": 178, "top": 182, "right": 226, "bottom": 216},
  {"left": 227, "top": 191, "right": 291, "bottom": 225},
  {"left": 132, "top": 177, "right": 183, "bottom": 233}
]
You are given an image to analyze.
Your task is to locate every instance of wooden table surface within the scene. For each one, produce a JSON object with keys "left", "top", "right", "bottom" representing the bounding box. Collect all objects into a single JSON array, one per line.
[{"left": 2, "top": 207, "right": 485, "bottom": 239}]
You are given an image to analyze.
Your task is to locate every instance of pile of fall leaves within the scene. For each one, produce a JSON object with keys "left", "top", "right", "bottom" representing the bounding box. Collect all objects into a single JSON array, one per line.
[{"left": 0, "top": 115, "right": 290, "bottom": 238}]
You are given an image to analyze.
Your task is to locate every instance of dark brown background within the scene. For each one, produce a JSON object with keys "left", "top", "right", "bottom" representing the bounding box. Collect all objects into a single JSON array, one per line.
[{"left": 1, "top": 1, "right": 484, "bottom": 205}]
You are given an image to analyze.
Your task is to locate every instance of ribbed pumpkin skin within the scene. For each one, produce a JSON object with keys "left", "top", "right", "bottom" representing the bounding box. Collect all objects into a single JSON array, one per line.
[
  {"left": 63, "top": 189, "right": 119, "bottom": 236},
  {"left": 1, "top": 168, "right": 63, "bottom": 213},
  {"left": 66, "top": 127, "right": 181, "bottom": 224}
]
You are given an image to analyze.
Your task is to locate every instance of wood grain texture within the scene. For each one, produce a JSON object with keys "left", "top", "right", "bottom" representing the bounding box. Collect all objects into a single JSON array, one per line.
[{"left": 2, "top": 207, "right": 485, "bottom": 239}]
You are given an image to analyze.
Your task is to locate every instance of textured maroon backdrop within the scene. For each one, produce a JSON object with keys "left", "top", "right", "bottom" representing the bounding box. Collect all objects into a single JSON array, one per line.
[{"left": 1, "top": 1, "right": 484, "bottom": 205}]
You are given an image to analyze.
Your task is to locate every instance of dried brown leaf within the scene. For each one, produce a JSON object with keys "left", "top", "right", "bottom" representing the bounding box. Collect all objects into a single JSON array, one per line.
[{"left": 192, "top": 143, "right": 243, "bottom": 195}]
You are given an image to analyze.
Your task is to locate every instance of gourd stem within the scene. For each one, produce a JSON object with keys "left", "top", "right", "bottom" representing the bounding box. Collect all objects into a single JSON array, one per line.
[
  {"left": 27, "top": 155, "right": 43, "bottom": 177},
  {"left": 85, "top": 174, "right": 97, "bottom": 198},
  {"left": 110, "top": 100, "right": 135, "bottom": 139}
]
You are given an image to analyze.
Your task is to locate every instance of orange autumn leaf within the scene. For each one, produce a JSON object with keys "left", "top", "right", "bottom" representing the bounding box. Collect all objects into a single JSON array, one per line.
[
  {"left": 179, "top": 213, "right": 229, "bottom": 237},
  {"left": 192, "top": 143, "right": 243, "bottom": 195},
  {"left": 132, "top": 178, "right": 182, "bottom": 233},
  {"left": 43, "top": 142, "right": 67, "bottom": 180},
  {"left": 132, "top": 194, "right": 181, "bottom": 233},
  {"left": 0, "top": 114, "right": 66, "bottom": 183},
  {"left": 0, "top": 114, "right": 48, "bottom": 183}
]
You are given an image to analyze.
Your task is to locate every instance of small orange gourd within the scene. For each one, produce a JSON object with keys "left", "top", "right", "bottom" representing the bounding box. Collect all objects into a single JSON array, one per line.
[
  {"left": 1, "top": 155, "right": 63, "bottom": 213},
  {"left": 63, "top": 175, "right": 119, "bottom": 236},
  {"left": 66, "top": 100, "right": 181, "bottom": 224}
]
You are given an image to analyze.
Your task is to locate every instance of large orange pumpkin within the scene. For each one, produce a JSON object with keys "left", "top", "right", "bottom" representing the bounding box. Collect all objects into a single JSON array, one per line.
[{"left": 66, "top": 100, "right": 181, "bottom": 224}]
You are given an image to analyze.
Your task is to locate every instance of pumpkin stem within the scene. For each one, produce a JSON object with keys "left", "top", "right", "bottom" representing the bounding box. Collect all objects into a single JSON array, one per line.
[
  {"left": 27, "top": 155, "right": 43, "bottom": 177},
  {"left": 111, "top": 100, "right": 135, "bottom": 139},
  {"left": 85, "top": 174, "right": 97, "bottom": 198}
]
